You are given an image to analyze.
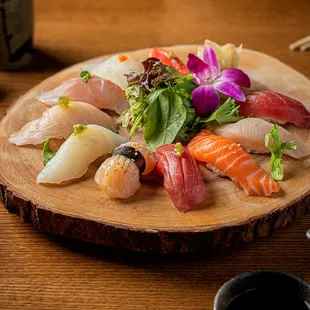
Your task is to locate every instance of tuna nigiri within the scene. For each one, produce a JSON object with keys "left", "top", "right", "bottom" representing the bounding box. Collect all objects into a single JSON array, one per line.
[
  {"left": 156, "top": 143, "right": 205, "bottom": 212},
  {"left": 86, "top": 54, "right": 144, "bottom": 90},
  {"left": 38, "top": 77, "right": 128, "bottom": 114},
  {"left": 239, "top": 91, "right": 310, "bottom": 128},
  {"left": 149, "top": 47, "right": 189, "bottom": 76},
  {"left": 37, "top": 124, "right": 127, "bottom": 184},
  {"left": 214, "top": 118, "right": 310, "bottom": 158},
  {"left": 95, "top": 143, "right": 156, "bottom": 199},
  {"left": 9, "top": 99, "right": 116, "bottom": 146},
  {"left": 188, "top": 130, "right": 280, "bottom": 197}
]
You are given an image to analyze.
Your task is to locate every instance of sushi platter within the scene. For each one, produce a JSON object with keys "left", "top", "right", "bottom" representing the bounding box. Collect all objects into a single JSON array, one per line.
[{"left": 0, "top": 44, "right": 309, "bottom": 253}]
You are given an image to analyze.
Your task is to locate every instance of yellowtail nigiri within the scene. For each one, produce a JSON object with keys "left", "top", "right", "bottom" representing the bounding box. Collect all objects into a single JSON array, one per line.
[
  {"left": 214, "top": 118, "right": 310, "bottom": 159},
  {"left": 9, "top": 98, "right": 117, "bottom": 146},
  {"left": 37, "top": 124, "right": 128, "bottom": 184},
  {"left": 95, "top": 143, "right": 156, "bottom": 199},
  {"left": 38, "top": 77, "right": 128, "bottom": 114}
]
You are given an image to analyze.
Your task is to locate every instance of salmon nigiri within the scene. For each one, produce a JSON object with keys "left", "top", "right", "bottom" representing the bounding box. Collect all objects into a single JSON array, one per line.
[
  {"left": 38, "top": 77, "right": 128, "bottom": 114},
  {"left": 239, "top": 91, "right": 310, "bottom": 128},
  {"left": 188, "top": 130, "right": 280, "bottom": 197},
  {"left": 156, "top": 143, "right": 205, "bottom": 212},
  {"left": 9, "top": 99, "right": 117, "bottom": 146}
]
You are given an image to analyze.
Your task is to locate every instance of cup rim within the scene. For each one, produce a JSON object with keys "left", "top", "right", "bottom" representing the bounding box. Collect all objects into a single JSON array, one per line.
[{"left": 213, "top": 270, "right": 310, "bottom": 310}]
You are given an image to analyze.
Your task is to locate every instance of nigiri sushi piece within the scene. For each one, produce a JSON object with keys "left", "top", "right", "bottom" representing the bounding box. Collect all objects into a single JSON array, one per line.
[
  {"left": 188, "top": 130, "right": 280, "bottom": 197},
  {"left": 86, "top": 54, "right": 144, "bottom": 90},
  {"left": 95, "top": 144, "right": 152, "bottom": 199},
  {"left": 149, "top": 47, "right": 189, "bottom": 76},
  {"left": 38, "top": 77, "right": 128, "bottom": 114},
  {"left": 9, "top": 99, "right": 117, "bottom": 146},
  {"left": 37, "top": 124, "right": 128, "bottom": 184},
  {"left": 214, "top": 118, "right": 310, "bottom": 159},
  {"left": 156, "top": 143, "right": 206, "bottom": 212},
  {"left": 239, "top": 91, "right": 310, "bottom": 128}
]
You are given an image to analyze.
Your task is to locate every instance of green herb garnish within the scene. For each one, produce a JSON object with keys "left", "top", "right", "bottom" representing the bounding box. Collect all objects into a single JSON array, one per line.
[
  {"left": 80, "top": 70, "right": 92, "bottom": 83},
  {"left": 73, "top": 124, "right": 88, "bottom": 136},
  {"left": 265, "top": 123, "right": 296, "bottom": 181},
  {"left": 174, "top": 142, "right": 184, "bottom": 157},
  {"left": 42, "top": 139, "right": 55, "bottom": 165},
  {"left": 58, "top": 96, "right": 71, "bottom": 110}
]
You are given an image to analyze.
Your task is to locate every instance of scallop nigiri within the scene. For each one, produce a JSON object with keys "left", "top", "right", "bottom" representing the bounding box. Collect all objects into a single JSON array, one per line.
[
  {"left": 95, "top": 143, "right": 155, "bottom": 199},
  {"left": 188, "top": 130, "right": 280, "bottom": 197},
  {"left": 86, "top": 54, "right": 144, "bottom": 90},
  {"left": 38, "top": 77, "right": 128, "bottom": 114},
  {"left": 9, "top": 98, "right": 116, "bottom": 146},
  {"left": 239, "top": 91, "right": 310, "bottom": 128},
  {"left": 37, "top": 124, "right": 128, "bottom": 184},
  {"left": 214, "top": 118, "right": 310, "bottom": 158}
]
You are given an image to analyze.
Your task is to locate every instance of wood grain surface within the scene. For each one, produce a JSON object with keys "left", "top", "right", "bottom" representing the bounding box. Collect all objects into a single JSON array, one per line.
[{"left": 1, "top": 0, "right": 310, "bottom": 308}]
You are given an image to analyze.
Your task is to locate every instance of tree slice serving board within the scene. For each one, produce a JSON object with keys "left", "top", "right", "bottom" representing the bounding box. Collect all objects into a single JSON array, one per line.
[{"left": 0, "top": 45, "right": 310, "bottom": 253}]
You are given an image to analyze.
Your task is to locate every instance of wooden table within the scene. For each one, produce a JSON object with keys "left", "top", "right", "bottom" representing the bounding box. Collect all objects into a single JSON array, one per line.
[{"left": 1, "top": 0, "right": 310, "bottom": 309}]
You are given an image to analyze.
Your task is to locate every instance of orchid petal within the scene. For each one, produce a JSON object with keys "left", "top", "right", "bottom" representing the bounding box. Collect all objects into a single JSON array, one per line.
[
  {"left": 202, "top": 46, "right": 220, "bottom": 80},
  {"left": 213, "top": 80, "right": 246, "bottom": 101},
  {"left": 187, "top": 53, "right": 210, "bottom": 82},
  {"left": 192, "top": 85, "right": 219, "bottom": 117},
  {"left": 219, "top": 68, "right": 251, "bottom": 88}
]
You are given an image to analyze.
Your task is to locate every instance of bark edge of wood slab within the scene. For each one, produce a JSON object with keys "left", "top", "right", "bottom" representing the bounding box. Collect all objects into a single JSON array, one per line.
[{"left": 1, "top": 45, "right": 310, "bottom": 253}]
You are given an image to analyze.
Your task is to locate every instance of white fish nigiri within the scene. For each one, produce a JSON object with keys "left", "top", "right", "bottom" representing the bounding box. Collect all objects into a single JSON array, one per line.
[
  {"left": 214, "top": 118, "right": 310, "bottom": 158},
  {"left": 37, "top": 124, "right": 128, "bottom": 184},
  {"left": 9, "top": 99, "right": 117, "bottom": 146},
  {"left": 38, "top": 77, "right": 128, "bottom": 114},
  {"left": 95, "top": 155, "right": 141, "bottom": 199},
  {"left": 87, "top": 54, "right": 144, "bottom": 90}
]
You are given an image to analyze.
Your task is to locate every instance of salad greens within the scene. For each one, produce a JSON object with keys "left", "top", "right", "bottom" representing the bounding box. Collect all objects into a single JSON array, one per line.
[
  {"left": 265, "top": 124, "right": 297, "bottom": 181},
  {"left": 43, "top": 139, "right": 55, "bottom": 166},
  {"left": 121, "top": 58, "right": 243, "bottom": 151}
]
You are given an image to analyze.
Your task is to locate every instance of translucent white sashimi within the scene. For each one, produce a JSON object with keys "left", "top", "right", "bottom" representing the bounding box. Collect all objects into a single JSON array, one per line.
[
  {"left": 38, "top": 77, "right": 128, "bottom": 114},
  {"left": 37, "top": 124, "right": 128, "bottom": 184},
  {"left": 9, "top": 100, "right": 117, "bottom": 146},
  {"left": 87, "top": 54, "right": 144, "bottom": 90},
  {"left": 214, "top": 118, "right": 310, "bottom": 158},
  {"left": 95, "top": 155, "right": 141, "bottom": 199}
]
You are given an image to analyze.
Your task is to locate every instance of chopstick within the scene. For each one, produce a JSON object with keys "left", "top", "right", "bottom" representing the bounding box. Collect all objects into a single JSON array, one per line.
[{"left": 289, "top": 35, "right": 310, "bottom": 51}]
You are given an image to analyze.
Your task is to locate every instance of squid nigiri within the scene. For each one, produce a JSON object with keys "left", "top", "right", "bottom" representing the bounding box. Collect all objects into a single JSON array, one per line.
[
  {"left": 86, "top": 54, "right": 144, "bottom": 90},
  {"left": 9, "top": 98, "right": 116, "bottom": 146},
  {"left": 188, "top": 130, "right": 280, "bottom": 197},
  {"left": 156, "top": 143, "right": 206, "bottom": 212},
  {"left": 37, "top": 124, "right": 128, "bottom": 184},
  {"left": 95, "top": 143, "right": 156, "bottom": 199},
  {"left": 214, "top": 118, "right": 310, "bottom": 159},
  {"left": 239, "top": 91, "right": 310, "bottom": 128},
  {"left": 38, "top": 77, "right": 128, "bottom": 114}
]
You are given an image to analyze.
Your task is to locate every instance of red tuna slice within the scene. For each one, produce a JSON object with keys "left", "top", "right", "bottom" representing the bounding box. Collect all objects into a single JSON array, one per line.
[
  {"left": 156, "top": 144, "right": 206, "bottom": 212},
  {"left": 239, "top": 90, "right": 310, "bottom": 128}
]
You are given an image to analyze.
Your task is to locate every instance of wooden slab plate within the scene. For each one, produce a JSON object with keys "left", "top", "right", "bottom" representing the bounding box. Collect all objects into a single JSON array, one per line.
[{"left": 0, "top": 45, "right": 309, "bottom": 253}]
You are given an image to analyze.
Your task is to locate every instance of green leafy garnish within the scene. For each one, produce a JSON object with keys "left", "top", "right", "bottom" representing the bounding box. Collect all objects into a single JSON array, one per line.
[
  {"left": 265, "top": 123, "right": 297, "bottom": 181},
  {"left": 73, "top": 124, "right": 88, "bottom": 136},
  {"left": 174, "top": 142, "right": 184, "bottom": 157},
  {"left": 80, "top": 70, "right": 92, "bottom": 83},
  {"left": 58, "top": 96, "right": 71, "bottom": 110},
  {"left": 42, "top": 139, "right": 55, "bottom": 165}
]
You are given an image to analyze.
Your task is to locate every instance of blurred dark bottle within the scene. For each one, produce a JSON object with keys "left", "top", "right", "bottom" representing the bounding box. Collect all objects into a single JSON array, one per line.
[{"left": 0, "top": 0, "right": 33, "bottom": 70}]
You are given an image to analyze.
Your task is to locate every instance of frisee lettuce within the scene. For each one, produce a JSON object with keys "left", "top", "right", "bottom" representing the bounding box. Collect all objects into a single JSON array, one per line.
[{"left": 264, "top": 123, "right": 297, "bottom": 181}]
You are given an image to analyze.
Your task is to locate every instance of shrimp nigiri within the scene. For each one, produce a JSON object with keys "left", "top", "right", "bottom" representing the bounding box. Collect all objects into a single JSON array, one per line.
[
  {"left": 38, "top": 77, "right": 128, "bottom": 114},
  {"left": 95, "top": 143, "right": 156, "bottom": 199},
  {"left": 188, "top": 130, "right": 280, "bottom": 197},
  {"left": 9, "top": 98, "right": 116, "bottom": 146},
  {"left": 156, "top": 143, "right": 206, "bottom": 212},
  {"left": 239, "top": 91, "right": 310, "bottom": 128},
  {"left": 214, "top": 118, "right": 310, "bottom": 158},
  {"left": 37, "top": 124, "right": 128, "bottom": 184},
  {"left": 86, "top": 54, "right": 144, "bottom": 90}
]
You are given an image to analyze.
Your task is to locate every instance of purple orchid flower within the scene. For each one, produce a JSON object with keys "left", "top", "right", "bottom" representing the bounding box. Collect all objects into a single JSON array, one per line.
[{"left": 187, "top": 46, "right": 251, "bottom": 117}]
